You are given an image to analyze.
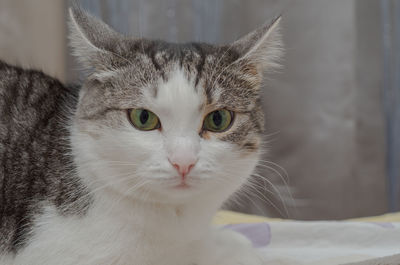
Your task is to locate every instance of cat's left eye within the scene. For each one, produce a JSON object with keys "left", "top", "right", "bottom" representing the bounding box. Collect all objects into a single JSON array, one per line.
[
  {"left": 128, "top": 109, "right": 161, "bottom": 131},
  {"left": 203, "top": 109, "right": 234, "bottom": 132}
]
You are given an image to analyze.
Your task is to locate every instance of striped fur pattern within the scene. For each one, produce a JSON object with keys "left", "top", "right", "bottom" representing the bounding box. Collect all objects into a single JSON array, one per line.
[
  {"left": 0, "top": 6, "right": 282, "bottom": 265},
  {"left": 0, "top": 61, "right": 90, "bottom": 253}
]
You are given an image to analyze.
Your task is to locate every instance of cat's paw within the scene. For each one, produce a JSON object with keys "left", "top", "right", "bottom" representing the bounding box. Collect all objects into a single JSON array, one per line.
[
  {"left": 214, "top": 228, "right": 254, "bottom": 246},
  {"left": 218, "top": 248, "right": 265, "bottom": 265},
  {"left": 210, "top": 229, "right": 266, "bottom": 265}
]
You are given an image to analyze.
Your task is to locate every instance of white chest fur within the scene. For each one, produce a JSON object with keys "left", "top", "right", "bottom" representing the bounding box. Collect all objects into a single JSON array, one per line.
[
  {"left": 11, "top": 190, "right": 264, "bottom": 265},
  {"left": 12, "top": 192, "right": 217, "bottom": 265}
]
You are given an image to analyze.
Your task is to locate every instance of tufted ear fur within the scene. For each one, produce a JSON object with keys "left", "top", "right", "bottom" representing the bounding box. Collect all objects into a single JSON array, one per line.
[
  {"left": 232, "top": 16, "right": 283, "bottom": 72},
  {"left": 68, "top": 6, "right": 125, "bottom": 72}
]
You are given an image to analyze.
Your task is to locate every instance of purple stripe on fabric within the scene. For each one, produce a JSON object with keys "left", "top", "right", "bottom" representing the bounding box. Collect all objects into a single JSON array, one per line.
[
  {"left": 369, "top": 222, "right": 395, "bottom": 229},
  {"left": 224, "top": 223, "right": 271, "bottom": 248}
]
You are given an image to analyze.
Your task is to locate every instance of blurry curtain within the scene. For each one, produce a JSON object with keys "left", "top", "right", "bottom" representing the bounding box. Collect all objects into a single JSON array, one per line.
[{"left": 382, "top": 0, "right": 400, "bottom": 212}]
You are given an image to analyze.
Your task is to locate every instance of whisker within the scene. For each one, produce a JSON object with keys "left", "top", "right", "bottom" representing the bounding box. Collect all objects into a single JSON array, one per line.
[
  {"left": 103, "top": 179, "right": 151, "bottom": 217},
  {"left": 255, "top": 161, "right": 297, "bottom": 215},
  {"left": 64, "top": 172, "right": 140, "bottom": 211},
  {"left": 244, "top": 178, "right": 287, "bottom": 217},
  {"left": 251, "top": 173, "right": 290, "bottom": 218},
  {"left": 257, "top": 160, "right": 289, "bottom": 183}
]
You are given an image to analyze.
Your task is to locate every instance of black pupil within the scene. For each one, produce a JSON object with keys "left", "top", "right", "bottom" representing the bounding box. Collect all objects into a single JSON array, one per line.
[
  {"left": 140, "top": 110, "right": 149, "bottom": 124},
  {"left": 213, "top": 111, "right": 223, "bottom": 127}
]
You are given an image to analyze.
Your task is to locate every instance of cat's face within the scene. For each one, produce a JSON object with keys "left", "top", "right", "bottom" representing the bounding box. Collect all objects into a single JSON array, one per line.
[{"left": 69, "top": 8, "right": 282, "bottom": 204}]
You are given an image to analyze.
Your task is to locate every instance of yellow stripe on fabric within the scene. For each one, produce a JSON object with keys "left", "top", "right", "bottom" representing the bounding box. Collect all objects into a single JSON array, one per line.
[
  {"left": 213, "top": 210, "right": 281, "bottom": 225},
  {"left": 213, "top": 210, "right": 400, "bottom": 225}
]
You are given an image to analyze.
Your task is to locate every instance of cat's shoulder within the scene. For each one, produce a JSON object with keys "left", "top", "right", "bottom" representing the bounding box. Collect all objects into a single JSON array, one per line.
[
  {"left": 0, "top": 60, "right": 65, "bottom": 91},
  {"left": 0, "top": 60, "right": 79, "bottom": 109}
]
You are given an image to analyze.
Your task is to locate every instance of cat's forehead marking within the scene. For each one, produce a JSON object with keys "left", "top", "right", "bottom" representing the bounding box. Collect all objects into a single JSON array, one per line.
[
  {"left": 142, "top": 44, "right": 208, "bottom": 99},
  {"left": 152, "top": 65, "right": 204, "bottom": 111},
  {"left": 143, "top": 65, "right": 205, "bottom": 134},
  {"left": 137, "top": 42, "right": 260, "bottom": 113}
]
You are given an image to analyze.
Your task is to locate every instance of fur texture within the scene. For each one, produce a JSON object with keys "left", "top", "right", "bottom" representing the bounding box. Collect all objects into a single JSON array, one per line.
[
  {"left": 0, "top": 61, "right": 89, "bottom": 254},
  {"left": 0, "top": 6, "right": 282, "bottom": 265}
]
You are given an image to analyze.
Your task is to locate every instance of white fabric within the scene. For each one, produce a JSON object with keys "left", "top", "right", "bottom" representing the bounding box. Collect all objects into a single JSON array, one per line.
[{"left": 225, "top": 221, "right": 400, "bottom": 265}]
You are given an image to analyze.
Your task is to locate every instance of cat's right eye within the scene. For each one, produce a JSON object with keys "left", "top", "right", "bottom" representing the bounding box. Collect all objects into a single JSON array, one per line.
[{"left": 128, "top": 109, "right": 161, "bottom": 131}]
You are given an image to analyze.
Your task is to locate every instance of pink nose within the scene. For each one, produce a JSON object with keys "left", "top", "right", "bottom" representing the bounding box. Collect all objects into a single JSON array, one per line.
[{"left": 170, "top": 161, "right": 196, "bottom": 178}]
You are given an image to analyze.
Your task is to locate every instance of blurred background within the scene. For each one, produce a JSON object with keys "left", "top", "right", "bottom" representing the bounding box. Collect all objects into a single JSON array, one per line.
[{"left": 0, "top": 0, "right": 399, "bottom": 220}]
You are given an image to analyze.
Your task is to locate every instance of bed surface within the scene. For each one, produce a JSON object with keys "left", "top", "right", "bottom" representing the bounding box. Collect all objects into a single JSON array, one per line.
[{"left": 214, "top": 211, "right": 400, "bottom": 265}]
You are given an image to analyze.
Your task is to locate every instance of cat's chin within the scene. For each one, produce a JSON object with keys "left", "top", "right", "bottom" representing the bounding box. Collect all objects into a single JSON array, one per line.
[{"left": 173, "top": 182, "right": 191, "bottom": 189}]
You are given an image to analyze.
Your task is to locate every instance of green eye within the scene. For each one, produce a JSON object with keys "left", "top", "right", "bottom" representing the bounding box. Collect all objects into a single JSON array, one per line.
[
  {"left": 203, "top": 109, "right": 234, "bottom": 132},
  {"left": 128, "top": 109, "right": 160, "bottom": 131}
]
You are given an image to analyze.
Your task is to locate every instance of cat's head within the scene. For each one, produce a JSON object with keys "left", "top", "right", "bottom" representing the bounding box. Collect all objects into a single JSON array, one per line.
[{"left": 68, "top": 7, "right": 282, "bottom": 205}]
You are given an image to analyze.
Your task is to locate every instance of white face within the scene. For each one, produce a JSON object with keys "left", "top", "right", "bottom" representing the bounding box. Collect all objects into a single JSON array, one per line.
[
  {"left": 71, "top": 68, "right": 260, "bottom": 204},
  {"left": 68, "top": 6, "right": 282, "bottom": 206}
]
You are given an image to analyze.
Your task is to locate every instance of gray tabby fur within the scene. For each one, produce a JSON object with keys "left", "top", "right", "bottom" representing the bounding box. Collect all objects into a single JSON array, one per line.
[{"left": 0, "top": 61, "right": 90, "bottom": 253}]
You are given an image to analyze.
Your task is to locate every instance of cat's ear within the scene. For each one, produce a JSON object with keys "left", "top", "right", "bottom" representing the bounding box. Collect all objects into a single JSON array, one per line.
[
  {"left": 232, "top": 16, "right": 283, "bottom": 72},
  {"left": 68, "top": 6, "right": 123, "bottom": 71}
]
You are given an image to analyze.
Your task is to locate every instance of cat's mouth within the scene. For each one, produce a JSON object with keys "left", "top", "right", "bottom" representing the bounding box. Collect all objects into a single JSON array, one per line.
[
  {"left": 173, "top": 182, "right": 190, "bottom": 189},
  {"left": 168, "top": 175, "right": 194, "bottom": 190}
]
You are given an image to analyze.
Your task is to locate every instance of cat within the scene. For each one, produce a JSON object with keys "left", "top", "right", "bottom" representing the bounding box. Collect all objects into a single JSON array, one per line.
[{"left": 0, "top": 6, "right": 282, "bottom": 265}]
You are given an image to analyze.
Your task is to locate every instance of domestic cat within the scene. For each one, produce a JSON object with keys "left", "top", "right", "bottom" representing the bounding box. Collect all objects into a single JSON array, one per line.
[{"left": 0, "top": 6, "right": 282, "bottom": 265}]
